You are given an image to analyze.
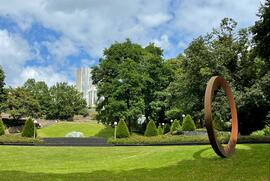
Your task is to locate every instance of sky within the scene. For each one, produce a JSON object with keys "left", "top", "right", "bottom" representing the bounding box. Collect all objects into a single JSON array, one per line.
[{"left": 0, "top": 0, "right": 263, "bottom": 87}]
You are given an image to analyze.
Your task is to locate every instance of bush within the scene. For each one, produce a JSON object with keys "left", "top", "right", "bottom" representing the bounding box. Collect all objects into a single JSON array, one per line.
[
  {"left": 164, "top": 124, "right": 171, "bottom": 134},
  {"left": 263, "top": 126, "right": 270, "bottom": 136},
  {"left": 158, "top": 125, "right": 163, "bottom": 135},
  {"left": 250, "top": 126, "right": 270, "bottom": 136},
  {"left": 22, "top": 118, "right": 37, "bottom": 137},
  {"left": 170, "top": 120, "right": 181, "bottom": 134},
  {"left": 171, "top": 127, "right": 183, "bottom": 135},
  {"left": 144, "top": 120, "right": 158, "bottom": 137},
  {"left": 182, "top": 115, "right": 196, "bottom": 131},
  {"left": 250, "top": 130, "right": 265, "bottom": 136},
  {"left": 116, "top": 119, "right": 130, "bottom": 138},
  {"left": 0, "top": 119, "right": 5, "bottom": 136}
]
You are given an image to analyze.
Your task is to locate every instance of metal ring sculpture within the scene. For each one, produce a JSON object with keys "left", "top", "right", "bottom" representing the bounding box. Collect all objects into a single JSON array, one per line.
[{"left": 204, "top": 76, "right": 238, "bottom": 158}]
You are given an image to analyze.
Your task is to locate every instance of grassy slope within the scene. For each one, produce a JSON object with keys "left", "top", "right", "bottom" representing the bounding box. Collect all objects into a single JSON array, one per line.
[
  {"left": 37, "top": 122, "right": 113, "bottom": 138},
  {"left": 0, "top": 144, "right": 269, "bottom": 181}
]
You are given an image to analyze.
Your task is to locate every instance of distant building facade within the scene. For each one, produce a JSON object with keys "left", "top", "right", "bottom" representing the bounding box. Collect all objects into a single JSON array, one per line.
[{"left": 76, "top": 67, "right": 98, "bottom": 107}]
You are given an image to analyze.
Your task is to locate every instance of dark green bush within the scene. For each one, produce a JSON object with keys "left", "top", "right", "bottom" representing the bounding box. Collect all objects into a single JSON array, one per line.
[
  {"left": 144, "top": 120, "right": 158, "bottom": 137},
  {"left": 22, "top": 118, "right": 37, "bottom": 137},
  {"left": 0, "top": 119, "right": 5, "bottom": 136},
  {"left": 164, "top": 124, "right": 171, "bottom": 134},
  {"left": 116, "top": 119, "right": 130, "bottom": 138},
  {"left": 182, "top": 115, "right": 196, "bottom": 131},
  {"left": 170, "top": 120, "right": 181, "bottom": 134},
  {"left": 158, "top": 125, "right": 163, "bottom": 135}
]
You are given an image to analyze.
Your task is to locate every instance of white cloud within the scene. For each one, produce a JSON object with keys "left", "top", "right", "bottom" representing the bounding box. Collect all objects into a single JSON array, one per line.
[
  {"left": 43, "top": 37, "right": 80, "bottom": 63},
  {"left": 0, "top": 29, "right": 31, "bottom": 86},
  {"left": 173, "top": 0, "right": 261, "bottom": 36},
  {"left": 20, "top": 66, "right": 70, "bottom": 86},
  {"left": 153, "top": 34, "right": 171, "bottom": 50},
  {"left": 0, "top": 0, "right": 262, "bottom": 86}
]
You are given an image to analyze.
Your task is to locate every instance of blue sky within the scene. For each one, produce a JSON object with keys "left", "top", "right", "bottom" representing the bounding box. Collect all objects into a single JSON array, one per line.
[{"left": 0, "top": 0, "right": 263, "bottom": 87}]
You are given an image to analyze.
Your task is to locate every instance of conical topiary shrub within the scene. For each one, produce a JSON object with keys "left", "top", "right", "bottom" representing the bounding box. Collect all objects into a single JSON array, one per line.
[
  {"left": 170, "top": 120, "right": 181, "bottom": 134},
  {"left": 163, "top": 123, "right": 171, "bottom": 134},
  {"left": 0, "top": 118, "right": 5, "bottom": 136},
  {"left": 22, "top": 118, "right": 37, "bottom": 137},
  {"left": 116, "top": 119, "right": 130, "bottom": 138},
  {"left": 144, "top": 120, "right": 158, "bottom": 137},
  {"left": 182, "top": 115, "right": 196, "bottom": 131},
  {"left": 158, "top": 125, "right": 163, "bottom": 135}
]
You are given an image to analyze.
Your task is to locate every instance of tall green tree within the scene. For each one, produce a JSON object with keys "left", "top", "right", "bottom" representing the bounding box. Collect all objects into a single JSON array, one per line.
[
  {"left": 0, "top": 67, "right": 7, "bottom": 114},
  {"left": 93, "top": 40, "right": 145, "bottom": 130},
  {"left": 93, "top": 40, "right": 172, "bottom": 131},
  {"left": 23, "top": 79, "right": 51, "bottom": 118},
  {"left": 47, "top": 82, "right": 87, "bottom": 120},
  {"left": 7, "top": 87, "right": 41, "bottom": 120}
]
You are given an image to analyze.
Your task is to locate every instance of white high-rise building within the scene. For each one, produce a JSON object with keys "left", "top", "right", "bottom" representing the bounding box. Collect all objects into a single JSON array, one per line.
[{"left": 76, "top": 67, "right": 97, "bottom": 107}]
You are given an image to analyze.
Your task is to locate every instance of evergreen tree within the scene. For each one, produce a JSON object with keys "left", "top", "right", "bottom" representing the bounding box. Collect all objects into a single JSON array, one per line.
[
  {"left": 144, "top": 120, "right": 158, "bottom": 136},
  {"left": 116, "top": 119, "right": 130, "bottom": 138}
]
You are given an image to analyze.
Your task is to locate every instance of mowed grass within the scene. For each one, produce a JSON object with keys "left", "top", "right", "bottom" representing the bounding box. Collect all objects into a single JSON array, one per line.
[
  {"left": 0, "top": 144, "right": 269, "bottom": 181},
  {"left": 37, "top": 122, "right": 113, "bottom": 138}
]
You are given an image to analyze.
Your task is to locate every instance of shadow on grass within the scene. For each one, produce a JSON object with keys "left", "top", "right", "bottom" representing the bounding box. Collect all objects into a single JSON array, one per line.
[
  {"left": 94, "top": 126, "right": 114, "bottom": 139},
  {"left": 0, "top": 144, "right": 268, "bottom": 181}
]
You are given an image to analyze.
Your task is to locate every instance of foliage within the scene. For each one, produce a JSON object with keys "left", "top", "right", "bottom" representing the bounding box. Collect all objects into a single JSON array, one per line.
[
  {"left": 163, "top": 123, "right": 171, "bottom": 134},
  {"left": 250, "top": 126, "right": 270, "bottom": 136},
  {"left": 47, "top": 82, "right": 87, "bottom": 120},
  {"left": 7, "top": 87, "right": 41, "bottom": 120},
  {"left": 157, "top": 125, "right": 163, "bottom": 135},
  {"left": 170, "top": 120, "right": 181, "bottom": 133},
  {"left": 22, "top": 118, "right": 37, "bottom": 137},
  {"left": 144, "top": 120, "right": 158, "bottom": 137},
  {"left": 182, "top": 115, "right": 196, "bottom": 131},
  {"left": 250, "top": 130, "right": 265, "bottom": 137},
  {"left": 116, "top": 119, "right": 130, "bottom": 138},
  {"left": 252, "top": 0, "right": 270, "bottom": 61},
  {"left": 92, "top": 40, "right": 173, "bottom": 131},
  {"left": 0, "top": 67, "right": 7, "bottom": 114},
  {"left": 23, "top": 79, "right": 52, "bottom": 118},
  {"left": 0, "top": 134, "right": 41, "bottom": 143},
  {"left": 0, "top": 118, "right": 5, "bottom": 136}
]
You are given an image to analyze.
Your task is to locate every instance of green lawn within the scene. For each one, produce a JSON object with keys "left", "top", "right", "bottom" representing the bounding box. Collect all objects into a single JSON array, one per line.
[
  {"left": 0, "top": 144, "right": 268, "bottom": 180},
  {"left": 37, "top": 122, "right": 113, "bottom": 138}
]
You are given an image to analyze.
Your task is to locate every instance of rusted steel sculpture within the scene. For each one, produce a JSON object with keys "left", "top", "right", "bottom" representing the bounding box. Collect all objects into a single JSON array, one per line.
[{"left": 204, "top": 76, "right": 238, "bottom": 158}]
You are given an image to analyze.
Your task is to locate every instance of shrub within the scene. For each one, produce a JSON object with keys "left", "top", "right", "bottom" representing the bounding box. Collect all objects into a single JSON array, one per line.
[
  {"left": 182, "top": 115, "right": 196, "bottom": 131},
  {"left": 250, "top": 130, "right": 265, "bottom": 136},
  {"left": 164, "top": 124, "right": 171, "bottom": 134},
  {"left": 22, "top": 118, "right": 37, "bottom": 137},
  {"left": 144, "top": 120, "right": 158, "bottom": 137},
  {"left": 158, "top": 125, "right": 163, "bottom": 135},
  {"left": 170, "top": 120, "right": 181, "bottom": 134},
  {"left": 116, "top": 119, "right": 130, "bottom": 138},
  {"left": 0, "top": 119, "right": 5, "bottom": 136},
  {"left": 263, "top": 126, "right": 270, "bottom": 136},
  {"left": 171, "top": 127, "right": 183, "bottom": 135}
]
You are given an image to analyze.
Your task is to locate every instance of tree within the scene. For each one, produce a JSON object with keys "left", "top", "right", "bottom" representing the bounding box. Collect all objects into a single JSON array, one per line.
[
  {"left": 157, "top": 125, "right": 163, "bottom": 135},
  {"left": 0, "top": 118, "right": 5, "bottom": 136},
  {"left": 182, "top": 115, "right": 196, "bottom": 131},
  {"left": 23, "top": 79, "right": 51, "bottom": 118},
  {"left": 116, "top": 119, "right": 130, "bottom": 138},
  {"left": 170, "top": 120, "right": 181, "bottom": 133},
  {"left": 93, "top": 40, "right": 172, "bottom": 131},
  {"left": 22, "top": 118, "right": 36, "bottom": 137},
  {"left": 93, "top": 40, "right": 145, "bottom": 131},
  {"left": 144, "top": 120, "right": 158, "bottom": 136},
  {"left": 0, "top": 67, "right": 7, "bottom": 114},
  {"left": 252, "top": 0, "right": 270, "bottom": 62},
  {"left": 47, "top": 82, "right": 87, "bottom": 120},
  {"left": 7, "top": 87, "right": 40, "bottom": 120}
]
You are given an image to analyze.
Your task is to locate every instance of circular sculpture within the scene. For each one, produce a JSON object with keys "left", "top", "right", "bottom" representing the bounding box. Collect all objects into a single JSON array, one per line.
[{"left": 204, "top": 76, "right": 238, "bottom": 158}]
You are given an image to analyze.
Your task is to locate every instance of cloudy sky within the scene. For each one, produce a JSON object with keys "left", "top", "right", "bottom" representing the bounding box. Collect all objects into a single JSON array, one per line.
[{"left": 0, "top": 0, "right": 263, "bottom": 87}]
